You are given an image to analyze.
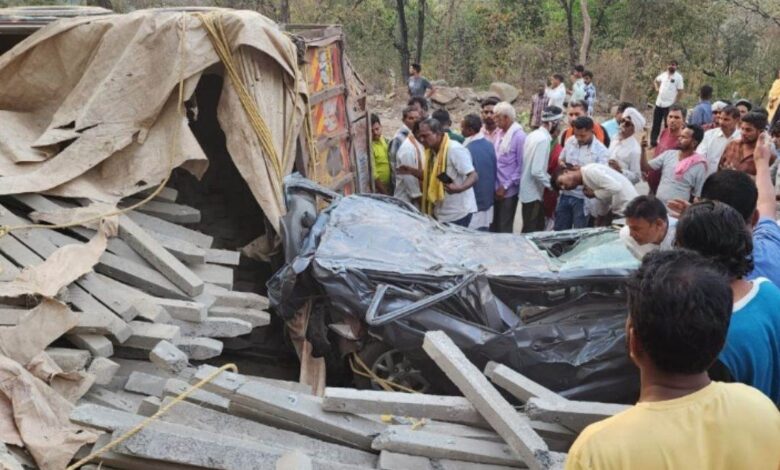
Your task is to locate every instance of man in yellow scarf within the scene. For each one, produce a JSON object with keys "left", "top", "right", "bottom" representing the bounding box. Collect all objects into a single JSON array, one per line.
[{"left": 416, "top": 118, "right": 478, "bottom": 226}]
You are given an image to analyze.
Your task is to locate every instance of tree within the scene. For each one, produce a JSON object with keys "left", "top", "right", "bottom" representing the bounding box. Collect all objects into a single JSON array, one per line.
[
  {"left": 415, "top": 0, "right": 426, "bottom": 65},
  {"left": 579, "top": 0, "right": 591, "bottom": 65},
  {"left": 393, "top": 0, "right": 411, "bottom": 82},
  {"left": 558, "top": 0, "right": 577, "bottom": 66}
]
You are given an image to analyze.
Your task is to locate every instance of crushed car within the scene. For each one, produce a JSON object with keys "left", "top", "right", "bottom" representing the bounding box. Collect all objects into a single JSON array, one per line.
[{"left": 269, "top": 175, "right": 641, "bottom": 403}]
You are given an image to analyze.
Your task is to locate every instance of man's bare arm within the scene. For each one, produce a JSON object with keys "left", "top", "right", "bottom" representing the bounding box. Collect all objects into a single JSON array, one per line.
[{"left": 755, "top": 133, "right": 777, "bottom": 220}]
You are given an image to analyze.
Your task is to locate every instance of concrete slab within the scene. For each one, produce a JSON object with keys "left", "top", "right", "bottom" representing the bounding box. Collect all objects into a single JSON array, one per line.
[
  {"left": 83, "top": 387, "right": 142, "bottom": 413},
  {"left": 378, "top": 451, "right": 520, "bottom": 470},
  {"left": 174, "top": 337, "right": 223, "bottom": 360},
  {"left": 88, "top": 357, "right": 120, "bottom": 385},
  {"left": 67, "top": 285, "right": 132, "bottom": 343},
  {"left": 205, "top": 248, "right": 241, "bottom": 266},
  {"left": 172, "top": 317, "right": 251, "bottom": 338},
  {"left": 126, "top": 199, "right": 201, "bottom": 224},
  {"left": 67, "top": 333, "right": 114, "bottom": 357},
  {"left": 158, "top": 398, "right": 378, "bottom": 467},
  {"left": 118, "top": 215, "right": 204, "bottom": 297},
  {"left": 127, "top": 211, "right": 213, "bottom": 248},
  {"left": 128, "top": 298, "right": 172, "bottom": 324},
  {"left": 149, "top": 340, "right": 188, "bottom": 374},
  {"left": 422, "top": 331, "right": 559, "bottom": 470},
  {"left": 187, "top": 263, "right": 234, "bottom": 290},
  {"left": 137, "top": 396, "right": 162, "bottom": 417},
  {"left": 46, "top": 347, "right": 91, "bottom": 372},
  {"left": 75, "top": 433, "right": 203, "bottom": 470},
  {"left": 153, "top": 232, "right": 207, "bottom": 265},
  {"left": 209, "top": 306, "right": 271, "bottom": 328},
  {"left": 323, "top": 388, "right": 487, "bottom": 427},
  {"left": 96, "top": 251, "right": 188, "bottom": 300},
  {"left": 162, "top": 378, "right": 230, "bottom": 412},
  {"left": 124, "top": 371, "right": 167, "bottom": 397},
  {"left": 123, "top": 321, "right": 181, "bottom": 350},
  {"left": 371, "top": 428, "right": 523, "bottom": 467},
  {"left": 154, "top": 298, "right": 207, "bottom": 323},
  {"left": 484, "top": 362, "right": 563, "bottom": 404},
  {"left": 191, "top": 365, "right": 312, "bottom": 397},
  {"left": 525, "top": 398, "right": 629, "bottom": 433},
  {"left": 207, "top": 286, "right": 270, "bottom": 310},
  {"left": 230, "top": 381, "right": 386, "bottom": 450}
]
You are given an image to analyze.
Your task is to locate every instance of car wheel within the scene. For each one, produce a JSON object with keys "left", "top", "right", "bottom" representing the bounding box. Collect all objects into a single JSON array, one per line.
[{"left": 353, "top": 341, "right": 431, "bottom": 393}]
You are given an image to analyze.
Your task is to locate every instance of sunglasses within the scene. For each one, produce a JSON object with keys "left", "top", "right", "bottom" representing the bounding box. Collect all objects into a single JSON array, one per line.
[{"left": 619, "top": 119, "right": 634, "bottom": 126}]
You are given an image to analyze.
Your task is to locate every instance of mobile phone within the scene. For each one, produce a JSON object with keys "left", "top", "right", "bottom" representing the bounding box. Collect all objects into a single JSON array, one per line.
[{"left": 437, "top": 172, "right": 453, "bottom": 184}]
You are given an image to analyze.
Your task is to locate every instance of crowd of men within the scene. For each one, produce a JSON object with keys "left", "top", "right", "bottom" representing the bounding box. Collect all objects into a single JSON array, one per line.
[{"left": 368, "top": 62, "right": 780, "bottom": 468}]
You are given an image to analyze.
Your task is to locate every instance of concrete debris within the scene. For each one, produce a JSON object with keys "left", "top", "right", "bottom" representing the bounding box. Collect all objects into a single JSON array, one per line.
[
  {"left": 149, "top": 340, "right": 189, "bottom": 374},
  {"left": 0, "top": 190, "right": 605, "bottom": 470},
  {"left": 87, "top": 357, "right": 120, "bottom": 385},
  {"left": 175, "top": 336, "right": 224, "bottom": 360}
]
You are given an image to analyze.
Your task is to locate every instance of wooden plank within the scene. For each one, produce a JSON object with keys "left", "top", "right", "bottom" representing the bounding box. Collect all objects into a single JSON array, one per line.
[
  {"left": 118, "top": 215, "right": 204, "bottom": 297},
  {"left": 127, "top": 211, "right": 213, "bottom": 248}
]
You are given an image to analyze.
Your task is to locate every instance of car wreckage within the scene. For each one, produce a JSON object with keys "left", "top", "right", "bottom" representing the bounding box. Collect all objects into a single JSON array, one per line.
[{"left": 269, "top": 175, "right": 642, "bottom": 403}]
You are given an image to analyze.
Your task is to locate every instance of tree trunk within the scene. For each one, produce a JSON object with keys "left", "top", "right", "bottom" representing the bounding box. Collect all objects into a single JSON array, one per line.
[
  {"left": 394, "top": 0, "right": 411, "bottom": 83},
  {"left": 578, "top": 0, "right": 591, "bottom": 65},
  {"left": 559, "top": 0, "right": 577, "bottom": 66},
  {"left": 415, "top": 0, "right": 426, "bottom": 65},
  {"left": 279, "top": 0, "right": 290, "bottom": 23}
]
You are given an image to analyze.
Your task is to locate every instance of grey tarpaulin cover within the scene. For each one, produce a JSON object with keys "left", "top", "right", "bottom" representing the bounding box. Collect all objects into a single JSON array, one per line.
[{"left": 269, "top": 175, "right": 641, "bottom": 403}]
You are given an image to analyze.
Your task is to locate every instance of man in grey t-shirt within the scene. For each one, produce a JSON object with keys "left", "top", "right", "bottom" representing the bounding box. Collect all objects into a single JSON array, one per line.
[
  {"left": 642, "top": 124, "right": 707, "bottom": 205},
  {"left": 408, "top": 63, "right": 434, "bottom": 99}
]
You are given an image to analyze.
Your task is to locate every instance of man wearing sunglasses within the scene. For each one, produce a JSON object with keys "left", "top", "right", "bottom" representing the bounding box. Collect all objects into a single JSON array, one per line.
[{"left": 608, "top": 107, "right": 645, "bottom": 184}]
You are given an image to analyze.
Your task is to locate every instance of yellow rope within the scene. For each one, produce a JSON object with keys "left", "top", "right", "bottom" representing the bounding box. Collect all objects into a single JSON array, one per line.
[
  {"left": 196, "top": 12, "right": 284, "bottom": 182},
  {"left": 0, "top": 14, "right": 190, "bottom": 240},
  {"left": 349, "top": 352, "right": 421, "bottom": 394},
  {"left": 67, "top": 363, "right": 238, "bottom": 470}
]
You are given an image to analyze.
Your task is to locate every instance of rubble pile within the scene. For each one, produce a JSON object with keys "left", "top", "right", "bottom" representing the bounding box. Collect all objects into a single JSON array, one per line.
[{"left": 62, "top": 330, "right": 626, "bottom": 470}]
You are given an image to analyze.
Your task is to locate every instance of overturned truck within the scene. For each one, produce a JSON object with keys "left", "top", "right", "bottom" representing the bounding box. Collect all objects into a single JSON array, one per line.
[{"left": 270, "top": 176, "right": 642, "bottom": 403}]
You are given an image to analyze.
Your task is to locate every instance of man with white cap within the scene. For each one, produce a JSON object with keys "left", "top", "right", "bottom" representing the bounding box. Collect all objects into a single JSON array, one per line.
[
  {"left": 608, "top": 107, "right": 645, "bottom": 184},
  {"left": 696, "top": 105, "right": 741, "bottom": 174},
  {"left": 703, "top": 100, "right": 728, "bottom": 131},
  {"left": 518, "top": 106, "right": 564, "bottom": 233}
]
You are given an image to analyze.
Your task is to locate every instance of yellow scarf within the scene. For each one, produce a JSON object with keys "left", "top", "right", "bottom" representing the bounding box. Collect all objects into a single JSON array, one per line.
[{"left": 422, "top": 133, "right": 450, "bottom": 216}]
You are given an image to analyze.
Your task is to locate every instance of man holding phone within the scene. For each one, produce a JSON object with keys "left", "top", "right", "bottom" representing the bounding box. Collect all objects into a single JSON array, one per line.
[{"left": 416, "top": 118, "right": 478, "bottom": 227}]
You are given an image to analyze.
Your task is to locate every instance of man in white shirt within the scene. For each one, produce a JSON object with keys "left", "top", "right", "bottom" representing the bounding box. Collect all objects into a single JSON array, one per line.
[
  {"left": 696, "top": 105, "right": 741, "bottom": 174},
  {"left": 394, "top": 123, "right": 426, "bottom": 208},
  {"left": 519, "top": 106, "right": 564, "bottom": 233},
  {"left": 555, "top": 116, "right": 610, "bottom": 230},
  {"left": 619, "top": 195, "right": 677, "bottom": 260},
  {"left": 650, "top": 60, "right": 684, "bottom": 147},
  {"left": 416, "top": 118, "right": 478, "bottom": 226},
  {"left": 556, "top": 163, "right": 639, "bottom": 221},
  {"left": 608, "top": 107, "right": 644, "bottom": 184},
  {"left": 569, "top": 64, "right": 586, "bottom": 103},
  {"left": 545, "top": 74, "right": 566, "bottom": 110}
]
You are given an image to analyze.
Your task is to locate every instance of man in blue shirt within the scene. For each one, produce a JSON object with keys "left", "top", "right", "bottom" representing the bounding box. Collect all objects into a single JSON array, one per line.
[
  {"left": 676, "top": 200, "right": 780, "bottom": 404},
  {"left": 461, "top": 113, "right": 497, "bottom": 231},
  {"left": 688, "top": 85, "right": 713, "bottom": 127}
]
